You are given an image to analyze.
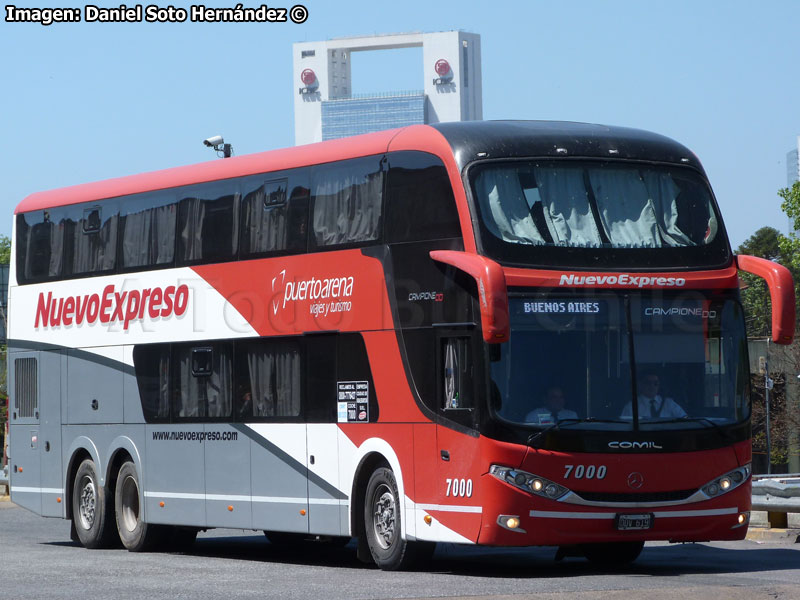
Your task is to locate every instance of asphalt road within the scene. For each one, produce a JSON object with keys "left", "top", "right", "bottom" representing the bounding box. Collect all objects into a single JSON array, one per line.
[{"left": 1, "top": 500, "right": 799, "bottom": 600}]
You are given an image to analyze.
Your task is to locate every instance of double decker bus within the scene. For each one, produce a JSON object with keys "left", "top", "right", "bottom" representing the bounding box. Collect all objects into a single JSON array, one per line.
[{"left": 8, "top": 121, "right": 795, "bottom": 569}]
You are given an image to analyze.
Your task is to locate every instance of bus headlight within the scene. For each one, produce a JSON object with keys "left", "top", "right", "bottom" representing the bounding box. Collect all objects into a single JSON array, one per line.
[
  {"left": 489, "top": 465, "right": 570, "bottom": 500},
  {"left": 701, "top": 464, "right": 750, "bottom": 498}
]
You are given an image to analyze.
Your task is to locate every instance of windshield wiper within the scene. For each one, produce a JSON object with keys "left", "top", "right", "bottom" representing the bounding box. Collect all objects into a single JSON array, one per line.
[
  {"left": 641, "top": 416, "right": 732, "bottom": 440},
  {"left": 526, "top": 417, "right": 628, "bottom": 448}
]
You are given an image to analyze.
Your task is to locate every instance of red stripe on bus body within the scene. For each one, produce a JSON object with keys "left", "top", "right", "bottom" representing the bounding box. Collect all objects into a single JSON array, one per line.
[{"left": 189, "top": 251, "right": 395, "bottom": 337}]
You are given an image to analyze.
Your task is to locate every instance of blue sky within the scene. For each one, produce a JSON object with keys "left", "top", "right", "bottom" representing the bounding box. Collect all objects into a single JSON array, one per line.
[{"left": 2, "top": 0, "right": 799, "bottom": 248}]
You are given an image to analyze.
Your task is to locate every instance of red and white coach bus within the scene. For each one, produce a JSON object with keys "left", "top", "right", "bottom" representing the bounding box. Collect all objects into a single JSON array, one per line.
[{"left": 8, "top": 121, "right": 795, "bottom": 569}]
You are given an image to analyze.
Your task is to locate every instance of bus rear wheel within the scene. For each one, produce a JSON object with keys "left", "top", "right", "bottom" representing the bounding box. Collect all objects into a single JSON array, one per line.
[
  {"left": 115, "top": 461, "right": 162, "bottom": 551},
  {"left": 72, "top": 458, "right": 117, "bottom": 548},
  {"left": 364, "top": 467, "right": 431, "bottom": 570},
  {"left": 581, "top": 541, "right": 644, "bottom": 566}
]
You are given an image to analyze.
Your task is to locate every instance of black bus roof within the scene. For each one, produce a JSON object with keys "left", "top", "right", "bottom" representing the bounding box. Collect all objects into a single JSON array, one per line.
[{"left": 431, "top": 120, "right": 703, "bottom": 173}]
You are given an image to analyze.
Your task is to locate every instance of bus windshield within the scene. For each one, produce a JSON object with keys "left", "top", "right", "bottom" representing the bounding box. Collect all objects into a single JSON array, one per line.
[
  {"left": 469, "top": 161, "right": 730, "bottom": 269},
  {"left": 490, "top": 294, "right": 750, "bottom": 431}
]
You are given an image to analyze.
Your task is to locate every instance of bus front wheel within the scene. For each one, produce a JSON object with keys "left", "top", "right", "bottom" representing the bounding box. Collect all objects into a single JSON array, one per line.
[
  {"left": 72, "top": 458, "right": 117, "bottom": 548},
  {"left": 115, "top": 461, "right": 162, "bottom": 551},
  {"left": 364, "top": 467, "right": 431, "bottom": 570}
]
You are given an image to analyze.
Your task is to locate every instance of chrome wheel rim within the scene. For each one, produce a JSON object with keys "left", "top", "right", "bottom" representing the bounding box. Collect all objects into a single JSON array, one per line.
[
  {"left": 372, "top": 483, "right": 396, "bottom": 550},
  {"left": 120, "top": 474, "right": 140, "bottom": 533},
  {"left": 78, "top": 475, "right": 96, "bottom": 530}
]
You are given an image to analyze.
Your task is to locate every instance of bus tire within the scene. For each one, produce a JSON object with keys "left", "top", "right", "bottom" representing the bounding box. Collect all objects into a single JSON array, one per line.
[
  {"left": 72, "top": 458, "right": 117, "bottom": 549},
  {"left": 581, "top": 541, "right": 644, "bottom": 566},
  {"left": 363, "top": 467, "right": 418, "bottom": 570},
  {"left": 114, "top": 461, "right": 161, "bottom": 552}
]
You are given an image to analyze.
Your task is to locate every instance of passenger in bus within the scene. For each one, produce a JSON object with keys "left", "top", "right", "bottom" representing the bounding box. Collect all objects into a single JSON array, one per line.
[
  {"left": 236, "top": 385, "right": 252, "bottom": 419},
  {"left": 525, "top": 385, "right": 578, "bottom": 425},
  {"left": 620, "top": 372, "right": 687, "bottom": 419}
]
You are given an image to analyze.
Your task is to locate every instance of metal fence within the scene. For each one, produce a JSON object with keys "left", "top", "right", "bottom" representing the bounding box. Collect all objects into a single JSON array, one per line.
[{"left": 752, "top": 474, "right": 800, "bottom": 513}]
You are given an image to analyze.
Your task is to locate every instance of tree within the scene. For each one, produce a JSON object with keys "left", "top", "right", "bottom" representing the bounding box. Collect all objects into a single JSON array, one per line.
[
  {"left": 737, "top": 226, "right": 782, "bottom": 261},
  {"left": 742, "top": 182, "right": 800, "bottom": 472},
  {"left": 736, "top": 227, "right": 781, "bottom": 338},
  {"left": 0, "top": 235, "right": 9, "bottom": 265},
  {"left": 737, "top": 182, "right": 800, "bottom": 338},
  {"left": 778, "top": 181, "right": 800, "bottom": 310}
]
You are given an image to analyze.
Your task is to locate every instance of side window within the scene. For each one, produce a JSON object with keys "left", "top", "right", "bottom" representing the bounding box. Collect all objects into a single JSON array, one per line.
[
  {"left": 442, "top": 337, "right": 473, "bottom": 410},
  {"left": 16, "top": 210, "right": 68, "bottom": 283},
  {"left": 386, "top": 151, "right": 462, "bottom": 243},
  {"left": 178, "top": 182, "right": 240, "bottom": 264},
  {"left": 311, "top": 156, "right": 384, "bottom": 248},
  {"left": 240, "top": 171, "right": 309, "bottom": 257},
  {"left": 133, "top": 345, "right": 171, "bottom": 422},
  {"left": 235, "top": 338, "right": 302, "bottom": 420},
  {"left": 119, "top": 192, "right": 177, "bottom": 270},
  {"left": 173, "top": 343, "right": 233, "bottom": 419},
  {"left": 67, "top": 203, "right": 118, "bottom": 276}
]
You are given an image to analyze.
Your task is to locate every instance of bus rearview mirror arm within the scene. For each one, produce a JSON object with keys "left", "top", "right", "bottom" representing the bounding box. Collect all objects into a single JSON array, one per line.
[
  {"left": 429, "top": 250, "right": 509, "bottom": 344},
  {"left": 736, "top": 254, "right": 796, "bottom": 345}
]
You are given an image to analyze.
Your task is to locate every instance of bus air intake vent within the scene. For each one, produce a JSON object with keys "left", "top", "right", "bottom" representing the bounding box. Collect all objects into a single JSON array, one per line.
[
  {"left": 15, "top": 358, "right": 38, "bottom": 418},
  {"left": 573, "top": 489, "right": 696, "bottom": 503}
]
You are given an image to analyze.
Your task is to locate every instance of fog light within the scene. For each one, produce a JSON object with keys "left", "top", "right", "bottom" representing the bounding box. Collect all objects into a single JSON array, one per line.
[
  {"left": 532, "top": 479, "right": 544, "bottom": 492},
  {"left": 545, "top": 484, "right": 559, "bottom": 497},
  {"left": 497, "top": 515, "right": 526, "bottom": 533},
  {"left": 707, "top": 483, "right": 720, "bottom": 496},
  {"left": 732, "top": 512, "right": 750, "bottom": 529}
]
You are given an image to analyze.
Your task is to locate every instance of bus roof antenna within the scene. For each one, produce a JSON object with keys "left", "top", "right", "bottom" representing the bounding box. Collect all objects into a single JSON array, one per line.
[{"left": 202, "top": 135, "right": 233, "bottom": 158}]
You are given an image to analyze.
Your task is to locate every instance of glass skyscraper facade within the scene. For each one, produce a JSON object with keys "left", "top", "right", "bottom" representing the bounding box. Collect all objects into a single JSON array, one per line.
[{"left": 321, "top": 92, "right": 425, "bottom": 141}]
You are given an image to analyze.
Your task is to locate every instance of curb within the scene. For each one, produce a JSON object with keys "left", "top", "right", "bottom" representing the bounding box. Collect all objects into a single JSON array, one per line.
[{"left": 745, "top": 527, "right": 800, "bottom": 543}]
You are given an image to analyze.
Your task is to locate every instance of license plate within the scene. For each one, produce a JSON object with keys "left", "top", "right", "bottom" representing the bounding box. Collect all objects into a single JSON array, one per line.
[{"left": 615, "top": 513, "right": 653, "bottom": 530}]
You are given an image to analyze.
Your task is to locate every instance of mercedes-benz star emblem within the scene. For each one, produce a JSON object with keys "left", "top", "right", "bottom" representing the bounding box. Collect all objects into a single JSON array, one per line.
[{"left": 627, "top": 472, "right": 644, "bottom": 489}]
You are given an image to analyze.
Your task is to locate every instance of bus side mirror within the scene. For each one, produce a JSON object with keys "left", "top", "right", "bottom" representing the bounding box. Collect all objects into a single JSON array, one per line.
[
  {"left": 429, "top": 250, "right": 509, "bottom": 344},
  {"left": 736, "top": 254, "right": 796, "bottom": 345}
]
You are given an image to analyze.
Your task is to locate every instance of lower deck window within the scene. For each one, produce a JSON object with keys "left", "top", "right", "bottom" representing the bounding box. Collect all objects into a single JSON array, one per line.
[{"left": 236, "top": 339, "right": 302, "bottom": 419}]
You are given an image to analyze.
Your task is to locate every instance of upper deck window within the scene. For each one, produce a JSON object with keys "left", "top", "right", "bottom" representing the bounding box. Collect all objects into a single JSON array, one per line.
[
  {"left": 120, "top": 192, "right": 177, "bottom": 270},
  {"left": 469, "top": 161, "right": 730, "bottom": 269},
  {"left": 311, "top": 156, "right": 384, "bottom": 248},
  {"left": 385, "top": 151, "right": 461, "bottom": 243},
  {"left": 177, "top": 182, "right": 240, "bottom": 264},
  {"left": 16, "top": 210, "right": 68, "bottom": 282},
  {"left": 240, "top": 172, "right": 309, "bottom": 257},
  {"left": 69, "top": 204, "right": 118, "bottom": 276}
]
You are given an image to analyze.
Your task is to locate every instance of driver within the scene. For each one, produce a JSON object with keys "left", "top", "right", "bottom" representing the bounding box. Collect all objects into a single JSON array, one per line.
[
  {"left": 620, "top": 371, "right": 686, "bottom": 419},
  {"left": 526, "top": 385, "right": 578, "bottom": 425}
]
